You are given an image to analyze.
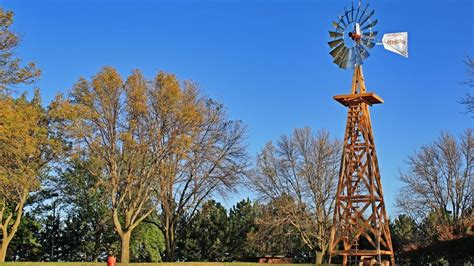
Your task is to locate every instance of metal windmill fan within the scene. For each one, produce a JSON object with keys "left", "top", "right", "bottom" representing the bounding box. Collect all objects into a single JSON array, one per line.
[
  {"left": 328, "top": 1, "right": 408, "bottom": 70},
  {"left": 328, "top": 2, "right": 378, "bottom": 69}
]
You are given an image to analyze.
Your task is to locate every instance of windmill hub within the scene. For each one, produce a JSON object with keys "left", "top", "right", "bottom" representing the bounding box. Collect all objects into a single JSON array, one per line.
[
  {"left": 348, "top": 32, "right": 361, "bottom": 41},
  {"left": 343, "top": 22, "right": 363, "bottom": 48},
  {"left": 349, "top": 22, "right": 362, "bottom": 41}
]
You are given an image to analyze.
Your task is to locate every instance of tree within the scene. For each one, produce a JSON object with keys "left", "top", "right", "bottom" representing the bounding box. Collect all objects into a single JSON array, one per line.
[
  {"left": 0, "top": 8, "right": 40, "bottom": 93},
  {"left": 177, "top": 200, "right": 229, "bottom": 261},
  {"left": 460, "top": 56, "right": 474, "bottom": 116},
  {"left": 56, "top": 160, "right": 116, "bottom": 261},
  {"left": 247, "top": 198, "right": 311, "bottom": 261},
  {"left": 5, "top": 213, "right": 42, "bottom": 261},
  {"left": 50, "top": 68, "right": 168, "bottom": 262},
  {"left": 397, "top": 129, "right": 473, "bottom": 226},
  {"left": 391, "top": 214, "right": 419, "bottom": 254},
  {"left": 150, "top": 83, "right": 247, "bottom": 261},
  {"left": 0, "top": 7, "right": 44, "bottom": 262},
  {"left": 0, "top": 91, "right": 54, "bottom": 261},
  {"left": 50, "top": 68, "right": 241, "bottom": 262},
  {"left": 37, "top": 200, "right": 62, "bottom": 261},
  {"left": 226, "top": 198, "right": 258, "bottom": 261},
  {"left": 248, "top": 128, "right": 341, "bottom": 264},
  {"left": 175, "top": 199, "right": 258, "bottom": 262},
  {"left": 130, "top": 221, "right": 165, "bottom": 262}
]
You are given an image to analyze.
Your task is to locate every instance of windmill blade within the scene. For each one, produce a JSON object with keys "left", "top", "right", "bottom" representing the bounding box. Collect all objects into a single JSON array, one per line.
[
  {"left": 354, "top": 47, "right": 363, "bottom": 66},
  {"left": 362, "top": 31, "right": 378, "bottom": 39},
  {"left": 329, "top": 31, "right": 344, "bottom": 38},
  {"left": 338, "top": 14, "right": 347, "bottom": 28},
  {"left": 333, "top": 46, "right": 348, "bottom": 63},
  {"left": 361, "top": 19, "right": 378, "bottom": 31},
  {"left": 350, "top": 3, "right": 355, "bottom": 23},
  {"left": 356, "top": 44, "right": 370, "bottom": 60},
  {"left": 361, "top": 35, "right": 376, "bottom": 48},
  {"left": 354, "top": 4, "right": 361, "bottom": 22},
  {"left": 355, "top": 4, "right": 369, "bottom": 23},
  {"left": 330, "top": 43, "right": 345, "bottom": 58},
  {"left": 359, "top": 9, "right": 375, "bottom": 27},
  {"left": 338, "top": 51, "right": 349, "bottom": 69},
  {"left": 332, "top": 21, "right": 345, "bottom": 32},
  {"left": 344, "top": 8, "right": 351, "bottom": 24},
  {"left": 328, "top": 38, "right": 344, "bottom": 48},
  {"left": 361, "top": 41, "right": 375, "bottom": 49},
  {"left": 334, "top": 46, "right": 348, "bottom": 67},
  {"left": 341, "top": 48, "right": 354, "bottom": 69}
]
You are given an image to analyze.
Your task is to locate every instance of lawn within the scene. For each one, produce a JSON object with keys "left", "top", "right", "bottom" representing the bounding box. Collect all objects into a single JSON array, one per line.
[{"left": 0, "top": 263, "right": 338, "bottom": 266}]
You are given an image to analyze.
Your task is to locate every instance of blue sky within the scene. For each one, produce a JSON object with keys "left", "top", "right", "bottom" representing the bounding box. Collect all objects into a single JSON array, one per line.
[{"left": 4, "top": 0, "right": 473, "bottom": 215}]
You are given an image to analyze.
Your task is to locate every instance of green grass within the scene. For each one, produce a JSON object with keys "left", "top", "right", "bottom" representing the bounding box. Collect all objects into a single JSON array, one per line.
[{"left": 0, "top": 263, "right": 339, "bottom": 266}]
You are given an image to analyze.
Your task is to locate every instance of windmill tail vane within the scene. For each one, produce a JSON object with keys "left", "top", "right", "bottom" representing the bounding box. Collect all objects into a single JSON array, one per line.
[{"left": 377, "top": 32, "right": 409, "bottom": 58}]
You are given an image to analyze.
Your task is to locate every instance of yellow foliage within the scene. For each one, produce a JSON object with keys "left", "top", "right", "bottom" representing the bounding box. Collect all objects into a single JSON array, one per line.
[
  {"left": 126, "top": 70, "right": 148, "bottom": 117},
  {"left": 48, "top": 66, "right": 247, "bottom": 262},
  {"left": 0, "top": 7, "right": 41, "bottom": 93},
  {"left": 0, "top": 91, "right": 50, "bottom": 203},
  {"left": 49, "top": 67, "right": 213, "bottom": 262}
]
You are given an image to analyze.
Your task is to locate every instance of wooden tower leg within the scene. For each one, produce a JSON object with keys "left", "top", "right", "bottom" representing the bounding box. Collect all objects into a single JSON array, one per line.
[{"left": 328, "top": 66, "right": 395, "bottom": 265}]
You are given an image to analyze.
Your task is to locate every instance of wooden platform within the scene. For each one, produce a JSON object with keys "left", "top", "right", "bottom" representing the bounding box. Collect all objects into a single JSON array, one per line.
[{"left": 334, "top": 92, "right": 384, "bottom": 107}]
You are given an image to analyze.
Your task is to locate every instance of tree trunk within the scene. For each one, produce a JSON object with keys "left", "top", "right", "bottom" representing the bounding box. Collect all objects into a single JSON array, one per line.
[
  {"left": 315, "top": 250, "right": 325, "bottom": 265},
  {"left": 0, "top": 241, "right": 8, "bottom": 262},
  {"left": 120, "top": 230, "right": 131, "bottom": 263},
  {"left": 0, "top": 193, "right": 26, "bottom": 263},
  {"left": 164, "top": 231, "right": 171, "bottom": 262},
  {"left": 164, "top": 223, "right": 175, "bottom": 262}
]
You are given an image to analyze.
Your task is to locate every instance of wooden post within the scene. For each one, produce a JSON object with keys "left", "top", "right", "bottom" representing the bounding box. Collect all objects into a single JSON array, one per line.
[{"left": 328, "top": 66, "right": 395, "bottom": 265}]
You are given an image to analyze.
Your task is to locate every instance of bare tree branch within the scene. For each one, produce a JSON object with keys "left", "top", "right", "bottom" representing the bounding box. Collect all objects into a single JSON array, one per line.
[
  {"left": 248, "top": 127, "right": 340, "bottom": 261},
  {"left": 397, "top": 129, "right": 474, "bottom": 225}
]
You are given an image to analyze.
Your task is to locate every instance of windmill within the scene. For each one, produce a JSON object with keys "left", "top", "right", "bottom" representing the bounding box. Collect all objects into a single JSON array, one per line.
[{"left": 327, "top": 1, "right": 407, "bottom": 265}]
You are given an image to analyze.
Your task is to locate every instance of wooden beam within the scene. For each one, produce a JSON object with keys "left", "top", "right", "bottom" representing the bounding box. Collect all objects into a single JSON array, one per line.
[{"left": 331, "top": 250, "right": 394, "bottom": 256}]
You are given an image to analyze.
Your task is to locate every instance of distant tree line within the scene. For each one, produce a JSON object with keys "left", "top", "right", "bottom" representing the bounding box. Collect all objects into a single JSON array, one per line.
[
  {"left": 6, "top": 197, "right": 313, "bottom": 262},
  {"left": 0, "top": 6, "right": 472, "bottom": 265}
]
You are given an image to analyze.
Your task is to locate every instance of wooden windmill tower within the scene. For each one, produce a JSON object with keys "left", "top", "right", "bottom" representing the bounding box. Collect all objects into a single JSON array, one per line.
[
  {"left": 329, "top": 66, "right": 394, "bottom": 265},
  {"left": 326, "top": 2, "right": 407, "bottom": 265}
]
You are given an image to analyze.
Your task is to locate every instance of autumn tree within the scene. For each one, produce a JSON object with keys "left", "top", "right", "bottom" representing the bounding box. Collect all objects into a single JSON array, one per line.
[
  {"left": 0, "top": 8, "right": 40, "bottom": 94},
  {"left": 50, "top": 68, "right": 163, "bottom": 262},
  {"left": 0, "top": 91, "right": 53, "bottom": 261},
  {"left": 248, "top": 128, "right": 341, "bottom": 264},
  {"left": 397, "top": 129, "right": 473, "bottom": 229},
  {"left": 0, "top": 7, "right": 45, "bottom": 262},
  {"left": 148, "top": 79, "right": 247, "bottom": 261},
  {"left": 50, "top": 67, "right": 244, "bottom": 262}
]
